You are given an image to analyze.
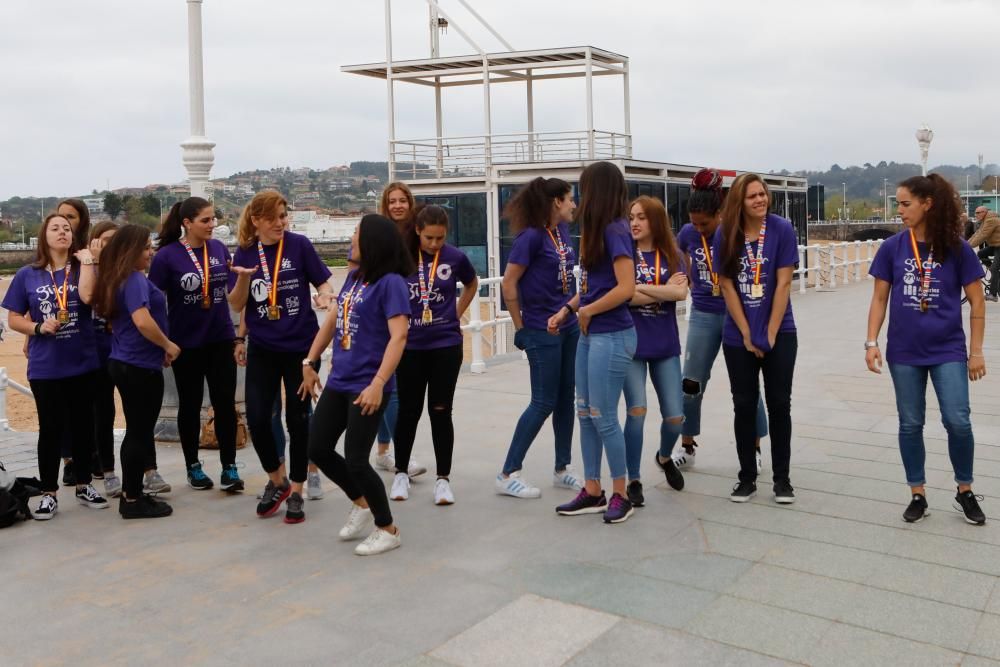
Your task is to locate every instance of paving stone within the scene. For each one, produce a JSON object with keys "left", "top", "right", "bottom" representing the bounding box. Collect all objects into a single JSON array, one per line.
[
  {"left": 969, "top": 613, "right": 1000, "bottom": 661},
  {"left": 811, "top": 623, "right": 963, "bottom": 667},
  {"left": 725, "top": 563, "right": 864, "bottom": 620}
]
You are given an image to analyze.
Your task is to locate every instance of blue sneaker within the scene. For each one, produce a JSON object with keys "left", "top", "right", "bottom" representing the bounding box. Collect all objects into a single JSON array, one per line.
[
  {"left": 556, "top": 489, "right": 607, "bottom": 516},
  {"left": 220, "top": 464, "right": 244, "bottom": 492},
  {"left": 603, "top": 492, "right": 634, "bottom": 524},
  {"left": 186, "top": 462, "right": 214, "bottom": 490}
]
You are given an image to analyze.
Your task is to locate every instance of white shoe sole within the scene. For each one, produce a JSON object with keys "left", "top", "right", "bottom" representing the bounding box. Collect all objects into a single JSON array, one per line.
[
  {"left": 77, "top": 498, "right": 110, "bottom": 510},
  {"left": 32, "top": 511, "right": 56, "bottom": 520},
  {"left": 903, "top": 511, "right": 929, "bottom": 523},
  {"left": 435, "top": 496, "right": 454, "bottom": 506},
  {"left": 774, "top": 496, "right": 795, "bottom": 504},
  {"left": 730, "top": 492, "right": 756, "bottom": 503},
  {"left": 390, "top": 492, "right": 408, "bottom": 501},
  {"left": 496, "top": 488, "right": 542, "bottom": 499},
  {"left": 307, "top": 488, "right": 325, "bottom": 500}
]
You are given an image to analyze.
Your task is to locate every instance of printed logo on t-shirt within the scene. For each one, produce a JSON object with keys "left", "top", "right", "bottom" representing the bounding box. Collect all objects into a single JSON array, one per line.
[
  {"left": 901, "top": 257, "right": 942, "bottom": 309},
  {"left": 281, "top": 257, "right": 293, "bottom": 270},
  {"left": 209, "top": 256, "right": 222, "bottom": 267},
  {"left": 692, "top": 247, "right": 711, "bottom": 284},
  {"left": 180, "top": 272, "right": 202, "bottom": 292},
  {"left": 437, "top": 263, "right": 452, "bottom": 281},
  {"left": 736, "top": 255, "right": 769, "bottom": 304},
  {"left": 250, "top": 278, "right": 268, "bottom": 302}
]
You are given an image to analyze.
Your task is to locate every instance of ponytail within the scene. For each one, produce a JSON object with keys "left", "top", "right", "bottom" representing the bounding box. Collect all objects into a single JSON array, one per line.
[
  {"left": 899, "top": 174, "right": 961, "bottom": 262},
  {"left": 503, "top": 177, "right": 572, "bottom": 233},
  {"left": 158, "top": 196, "right": 210, "bottom": 248},
  {"left": 688, "top": 168, "right": 725, "bottom": 216}
]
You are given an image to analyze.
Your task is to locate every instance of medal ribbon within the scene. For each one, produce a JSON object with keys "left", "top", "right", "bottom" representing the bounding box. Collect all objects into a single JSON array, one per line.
[
  {"left": 182, "top": 239, "right": 210, "bottom": 307},
  {"left": 700, "top": 234, "right": 719, "bottom": 290},
  {"left": 341, "top": 277, "right": 367, "bottom": 342},
  {"left": 636, "top": 249, "right": 661, "bottom": 285},
  {"left": 908, "top": 229, "right": 933, "bottom": 302},
  {"left": 418, "top": 249, "right": 441, "bottom": 315},
  {"left": 743, "top": 216, "right": 768, "bottom": 286},
  {"left": 547, "top": 227, "right": 569, "bottom": 293},
  {"left": 49, "top": 264, "right": 70, "bottom": 313},
  {"left": 257, "top": 237, "right": 285, "bottom": 310}
]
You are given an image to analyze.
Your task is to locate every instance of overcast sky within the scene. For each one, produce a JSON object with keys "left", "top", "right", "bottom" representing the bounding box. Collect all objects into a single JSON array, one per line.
[{"left": 1, "top": 0, "right": 997, "bottom": 199}]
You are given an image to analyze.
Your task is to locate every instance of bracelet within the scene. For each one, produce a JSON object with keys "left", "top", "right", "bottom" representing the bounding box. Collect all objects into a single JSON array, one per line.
[
  {"left": 970, "top": 353, "right": 985, "bottom": 357},
  {"left": 33, "top": 322, "right": 42, "bottom": 336},
  {"left": 234, "top": 336, "right": 246, "bottom": 344},
  {"left": 971, "top": 316, "right": 985, "bottom": 320},
  {"left": 373, "top": 374, "right": 388, "bottom": 385}
]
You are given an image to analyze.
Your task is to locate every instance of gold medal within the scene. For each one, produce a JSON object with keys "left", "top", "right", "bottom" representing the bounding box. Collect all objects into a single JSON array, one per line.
[
  {"left": 751, "top": 284, "right": 764, "bottom": 299},
  {"left": 422, "top": 309, "right": 433, "bottom": 325},
  {"left": 267, "top": 305, "right": 280, "bottom": 320},
  {"left": 341, "top": 334, "right": 351, "bottom": 350},
  {"left": 920, "top": 300, "right": 929, "bottom": 313},
  {"left": 711, "top": 284, "right": 721, "bottom": 297},
  {"left": 57, "top": 309, "right": 69, "bottom": 324},
  {"left": 201, "top": 299, "right": 211, "bottom": 310}
]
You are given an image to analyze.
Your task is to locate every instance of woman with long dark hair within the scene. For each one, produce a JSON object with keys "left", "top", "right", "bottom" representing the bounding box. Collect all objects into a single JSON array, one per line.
[
  {"left": 713, "top": 173, "right": 798, "bottom": 503},
  {"left": 389, "top": 205, "right": 478, "bottom": 505},
  {"left": 229, "top": 191, "right": 333, "bottom": 523},
  {"left": 866, "top": 174, "right": 987, "bottom": 525},
  {"left": 93, "top": 224, "right": 179, "bottom": 519},
  {"left": 621, "top": 196, "right": 688, "bottom": 507},
  {"left": 496, "top": 177, "right": 583, "bottom": 499},
  {"left": 149, "top": 197, "right": 243, "bottom": 492},
  {"left": 674, "top": 170, "right": 768, "bottom": 472},
  {"left": 551, "top": 161, "right": 636, "bottom": 523},
  {"left": 371, "top": 182, "right": 426, "bottom": 478},
  {"left": 89, "top": 221, "right": 122, "bottom": 498},
  {"left": 2, "top": 213, "right": 106, "bottom": 519},
  {"left": 301, "top": 215, "right": 412, "bottom": 555}
]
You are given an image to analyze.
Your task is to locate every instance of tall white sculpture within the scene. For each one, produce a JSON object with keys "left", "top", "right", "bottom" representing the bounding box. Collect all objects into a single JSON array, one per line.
[
  {"left": 181, "top": 0, "right": 215, "bottom": 199},
  {"left": 915, "top": 124, "right": 933, "bottom": 177}
]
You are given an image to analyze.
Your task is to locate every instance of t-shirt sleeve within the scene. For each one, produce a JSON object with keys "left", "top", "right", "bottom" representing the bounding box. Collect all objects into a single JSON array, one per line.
[
  {"left": 455, "top": 251, "right": 477, "bottom": 284},
  {"left": 301, "top": 237, "right": 333, "bottom": 288},
  {"left": 958, "top": 241, "right": 987, "bottom": 286},
  {"left": 775, "top": 221, "right": 800, "bottom": 269},
  {"left": 382, "top": 275, "right": 412, "bottom": 319},
  {"left": 1, "top": 268, "right": 29, "bottom": 314},
  {"left": 147, "top": 251, "right": 169, "bottom": 291},
  {"left": 507, "top": 229, "right": 538, "bottom": 267},
  {"left": 122, "top": 273, "right": 152, "bottom": 315},
  {"left": 606, "top": 224, "right": 634, "bottom": 260},
  {"left": 222, "top": 243, "right": 232, "bottom": 265},
  {"left": 868, "top": 237, "right": 895, "bottom": 283},
  {"left": 710, "top": 228, "right": 724, "bottom": 273}
]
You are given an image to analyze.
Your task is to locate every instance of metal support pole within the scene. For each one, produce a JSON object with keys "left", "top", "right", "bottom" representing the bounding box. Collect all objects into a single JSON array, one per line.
[
  {"left": 0, "top": 367, "right": 9, "bottom": 431},
  {"left": 181, "top": 0, "right": 215, "bottom": 200},
  {"left": 798, "top": 246, "right": 807, "bottom": 293},
  {"left": 385, "top": 0, "right": 397, "bottom": 180},
  {"left": 623, "top": 58, "right": 632, "bottom": 158},
  {"left": 585, "top": 47, "right": 595, "bottom": 159},
  {"left": 526, "top": 71, "right": 535, "bottom": 161},
  {"left": 469, "top": 287, "right": 486, "bottom": 374}
]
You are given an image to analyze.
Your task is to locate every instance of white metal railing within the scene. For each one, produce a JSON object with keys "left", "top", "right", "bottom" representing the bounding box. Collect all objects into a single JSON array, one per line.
[
  {"left": 392, "top": 129, "right": 631, "bottom": 180},
  {"left": 459, "top": 276, "right": 513, "bottom": 374},
  {"left": 795, "top": 240, "right": 884, "bottom": 292},
  {"left": 0, "top": 366, "right": 33, "bottom": 431},
  {"left": 809, "top": 219, "right": 901, "bottom": 226}
]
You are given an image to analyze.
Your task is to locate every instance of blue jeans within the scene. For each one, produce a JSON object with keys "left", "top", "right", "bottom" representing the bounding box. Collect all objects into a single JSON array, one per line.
[
  {"left": 502, "top": 326, "right": 579, "bottom": 475},
  {"left": 377, "top": 390, "right": 398, "bottom": 446},
  {"left": 623, "top": 355, "right": 683, "bottom": 480},
  {"left": 576, "top": 327, "right": 637, "bottom": 482},
  {"left": 682, "top": 308, "right": 768, "bottom": 440},
  {"left": 888, "top": 361, "right": 975, "bottom": 486}
]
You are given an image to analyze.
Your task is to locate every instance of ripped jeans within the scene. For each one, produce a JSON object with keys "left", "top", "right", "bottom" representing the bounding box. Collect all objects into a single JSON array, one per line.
[
  {"left": 682, "top": 308, "right": 768, "bottom": 440},
  {"left": 623, "top": 355, "right": 684, "bottom": 480},
  {"left": 576, "top": 327, "right": 637, "bottom": 482}
]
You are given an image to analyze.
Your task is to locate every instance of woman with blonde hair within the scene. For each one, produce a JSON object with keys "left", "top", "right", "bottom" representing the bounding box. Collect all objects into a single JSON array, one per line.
[{"left": 229, "top": 191, "right": 333, "bottom": 523}]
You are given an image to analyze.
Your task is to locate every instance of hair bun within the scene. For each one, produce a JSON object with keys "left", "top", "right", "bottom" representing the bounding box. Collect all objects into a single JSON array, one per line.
[{"left": 692, "top": 168, "right": 723, "bottom": 192}]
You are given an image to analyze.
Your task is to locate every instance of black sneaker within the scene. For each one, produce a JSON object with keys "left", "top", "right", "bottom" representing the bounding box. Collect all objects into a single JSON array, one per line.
[
  {"left": 220, "top": 464, "right": 245, "bottom": 492},
  {"left": 903, "top": 493, "right": 929, "bottom": 523},
  {"left": 730, "top": 481, "right": 756, "bottom": 503},
  {"left": 75, "top": 484, "right": 110, "bottom": 510},
  {"left": 773, "top": 481, "right": 795, "bottom": 504},
  {"left": 119, "top": 495, "right": 173, "bottom": 520},
  {"left": 655, "top": 453, "right": 685, "bottom": 491},
  {"left": 284, "top": 492, "right": 305, "bottom": 524},
  {"left": 955, "top": 488, "right": 986, "bottom": 525},
  {"left": 555, "top": 489, "right": 607, "bottom": 516},
  {"left": 186, "top": 462, "right": 214, "bottom": 490},
  {"left": 256, "top": 479, "right": 291, "bottom": 518},
  {"left": 62, "top": 462, "right": 76, "bottom": 487},
  {"left": 627, "top": 480, "right": 645, "bottom": 507}
]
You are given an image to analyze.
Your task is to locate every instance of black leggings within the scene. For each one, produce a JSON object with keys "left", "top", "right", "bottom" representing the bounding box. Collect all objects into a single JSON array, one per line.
[
  {"left": 108, "top": 360, "right": 164, "bottom": 499},
  {"left": 30, "top": 372, "right": 98, "bottom": 493},
  {"left": 723, "top": 333, "right": 797, "bottom": 485},
  {"left": 307, "top": 389, "right": 390, "bottom": 527},
  {"left": 172, "top": 340, "right": 238, "bottom": 468},
  {"left": 93, "top": 364, "right": 116, "bottom": 472},
  {"left": 245, "top": 343, "right": 311, "bottom": 484},
  {"left": 393, "top": 344, "right": 463, "bottom": 477}
]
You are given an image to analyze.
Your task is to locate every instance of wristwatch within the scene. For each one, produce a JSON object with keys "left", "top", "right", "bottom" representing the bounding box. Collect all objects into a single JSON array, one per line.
[
  {"left": 81, "top": 257, "right": 95, "bottom": 266},
  {"left": 864, "top": 341, "right": 879, "bottom": 350},
  {"left": 302, "top": 358, "right": 315, "bottom": 366}
]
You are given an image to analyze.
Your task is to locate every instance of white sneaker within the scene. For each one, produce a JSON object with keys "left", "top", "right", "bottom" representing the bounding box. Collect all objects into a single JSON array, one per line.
[
  {"left": 390, "top": 472, "right": 410, "bottom": 501},
  {"left": 306, "top": 471, "right": 325, "bottom": 500},
  {"left": 375, "top": 452, "right": 395, "bottom": 471},
  {"left": 32, "top": 494, "right": 58, "bottom": 520},
  {"left": 338, "top": 504, "right": 375, "bottom": 541},
  {"left": 103, "top": 474, "right": 122, "bottom": 498},
  {"left": 672, "top": 448, "right": 696, "bottom": 470},
  {"left": 405, "top": 458, "right": 427, "bottom": 478},
  {"left": 495, "top": 472, "right": 542, "bottom": 499},
  {"left": 355, "top": 527, "right": 401, "bottom": 556},
  {"left": 434, "top": 478, "right": 455, "bottom": 505},
  {"left": 553, "top": 467, "right": 584, "bottom": 491},
  {"left": 143, "top": 470, "right": 171, "bottom": 494}
]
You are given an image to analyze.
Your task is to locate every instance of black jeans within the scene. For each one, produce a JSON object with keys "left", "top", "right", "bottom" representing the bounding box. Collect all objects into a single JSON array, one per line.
[
  {"left": 245, "top": 343, "right": 311, "bottom": 484},
  {"left": 30, "top": 372, "right": 98, "bottom": 492},
  {"left": 93, "top": 364, "right": 117, "bottom": 472},
  {"left": 307, "top": 389, "right": 391, "bottom": 527},
  {"left": 394, "top": 344, "right": 463, "bottom": 477},
  {"left": 723, "top": 333, "right": 797, "bottom": 485},
  {"left": 172, "top": 340, "right": 238, "bottom": 468},
  {"left": 108, "top": 360, "right": 164, "bottom": 500}
]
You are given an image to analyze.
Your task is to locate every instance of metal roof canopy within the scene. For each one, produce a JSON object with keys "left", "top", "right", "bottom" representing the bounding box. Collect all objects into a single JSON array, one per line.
[{"left": 340, "top": 1, "right": 632, "bottom": 181}]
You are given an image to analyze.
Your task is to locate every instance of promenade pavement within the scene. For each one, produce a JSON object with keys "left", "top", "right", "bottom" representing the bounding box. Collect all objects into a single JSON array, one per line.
[{"left": 4, "top": 278, "right": 1000, "bottom": 666}]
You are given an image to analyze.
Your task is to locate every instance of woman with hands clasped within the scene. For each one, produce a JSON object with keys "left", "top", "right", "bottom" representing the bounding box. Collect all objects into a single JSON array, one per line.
[
  {"left": 299, "top": 215, "right": 412, "bottom": 556},
  {"left": 714, "top": 174, "right": 798, "bottom": 504},
  {"left": 866, "top": 174, "right": 987, "bottom": 525}
]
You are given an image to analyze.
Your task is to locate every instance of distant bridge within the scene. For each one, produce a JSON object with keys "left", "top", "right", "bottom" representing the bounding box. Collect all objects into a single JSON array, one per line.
[{"left": 807, "top": 219, "right": 902, "bottom": 242}]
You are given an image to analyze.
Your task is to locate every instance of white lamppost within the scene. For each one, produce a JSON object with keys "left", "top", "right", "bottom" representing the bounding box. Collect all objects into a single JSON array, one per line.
[
  {"left": 915, "top": 124, "right": 933, "bottom": 176},
  {"left": 181, "top": 0, "right": 215, "bottom": 200},
  {"left": 842, "top": 182, "right": 847, "bottom": 221}
]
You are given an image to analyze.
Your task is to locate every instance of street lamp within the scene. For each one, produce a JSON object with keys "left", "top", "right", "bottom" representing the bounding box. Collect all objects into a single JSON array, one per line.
[
  {"left": 842, "top": 182, "right": 847, "bottom": 221},
  {"left": 915, "top": 124, "right": 934, "bottom": 176}
]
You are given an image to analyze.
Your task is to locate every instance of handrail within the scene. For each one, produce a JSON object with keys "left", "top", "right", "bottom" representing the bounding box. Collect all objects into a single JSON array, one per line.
[{"left": 0, "top": 366, "right": 33, "bottom": 431}]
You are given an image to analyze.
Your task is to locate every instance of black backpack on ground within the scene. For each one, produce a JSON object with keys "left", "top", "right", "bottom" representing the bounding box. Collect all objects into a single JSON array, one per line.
[{"left": 0, "top": 462, "right": 40, "bottom": 527}]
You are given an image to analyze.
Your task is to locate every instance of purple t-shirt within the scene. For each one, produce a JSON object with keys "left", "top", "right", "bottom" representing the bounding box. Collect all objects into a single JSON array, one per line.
[
  {"left": 507, "top": 223, "right": 578, "bottom": 331},
  {"left": 230, "top": 232, "right": 332, "bottom": 353},
  {"left": 93, "top": 315, "right": 112, "bottom": 365},
  {"left": 110, "top": 271, "right": 170, "bottom": 371},
  {"left": 149, "top": 239, "right": 235, "bottom": 349},
  {"left": 2, "top": 264, "right": 99, "bottom": 380},
  {"left": 580, "top": 219, "right": 635, "bottom": 334},
  {"left": 712, "top": 214, "right": 799, "bottom": 351},
  {"left": 678, "top": 223, "right": 725, "bottom": 315},
  {"left": 869, "top": 232, "right": 984, "bottom": 365},
  {"left": 404, "top": 244, "right": 477, "bottom": 350},
  {"left": 629, "top": 249, "right": 681, "bottom": 360},
  {"left": 328, "top": 271, "right": 411, "bottom": 394}
]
